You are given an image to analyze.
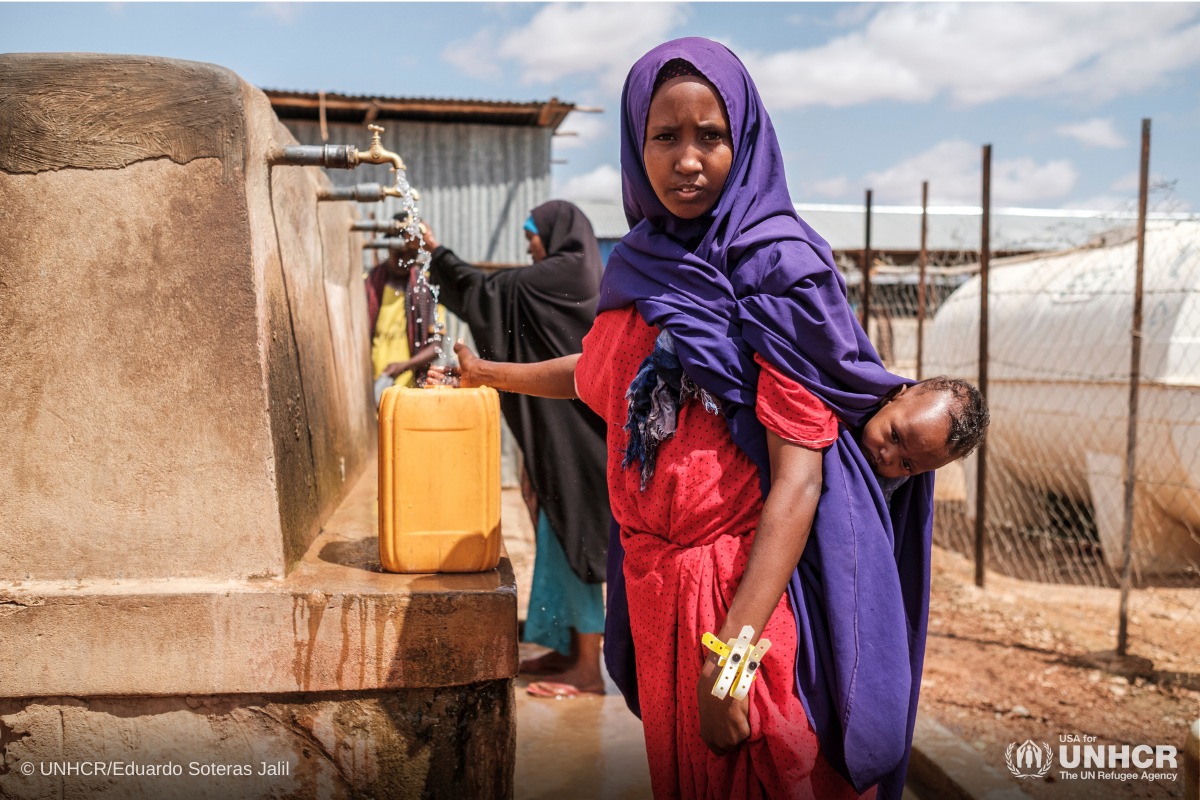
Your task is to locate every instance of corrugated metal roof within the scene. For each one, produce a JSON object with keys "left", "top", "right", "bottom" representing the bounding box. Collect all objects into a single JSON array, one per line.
[
  {"left": 568, "top": 200, "right": 1200, "bottom": 254},
  {"left": 265, "top": 89, "right": 578, "bottom": 130},
  {"left": 795, "top": 203, "right": 1199, "bottom": 253}
]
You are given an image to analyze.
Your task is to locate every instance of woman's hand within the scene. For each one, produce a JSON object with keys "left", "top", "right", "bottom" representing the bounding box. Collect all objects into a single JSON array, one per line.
[
  {"left": 426, "top": 343, "right": 581, "bottom": 399},
  {"left": 450, "top": 340, "right": 484, "bottom": 386},
  {"left": 382, "top": 360, "right": 412, "bottom": 379},
  {"left": 419, "top": 222, "right": 439, "bottom": 251},
  {"left": 383, "top": 343, "right": 441, "bottom": 380},
  {"left": 697, "top": 652, "right": 751, "bottom": 756},
  {"left": 426, "top": 340, "right": 482, "bottom": 387}
]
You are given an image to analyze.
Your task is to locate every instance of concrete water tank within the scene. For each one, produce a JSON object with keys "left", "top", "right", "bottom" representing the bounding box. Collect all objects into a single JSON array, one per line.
[
  {"left": 0, "top": 54, "right": 517, "bottom": 799},
  {"left": 924, "top": 220, "right": 1200, "bottom": 576}
]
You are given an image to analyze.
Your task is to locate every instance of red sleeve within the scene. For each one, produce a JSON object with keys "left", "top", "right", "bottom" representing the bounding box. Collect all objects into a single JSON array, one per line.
[
  {"left": 754, "top": 353, "right": 839, "bottom": 450},
  {"left": 576, "top": 307, "right": 657, "bottom": 426}
]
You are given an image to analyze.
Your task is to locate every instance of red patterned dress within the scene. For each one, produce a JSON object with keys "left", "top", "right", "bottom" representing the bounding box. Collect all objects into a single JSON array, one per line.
[{"left": 576, "top": 307, "right": 869, "bottom": 800}]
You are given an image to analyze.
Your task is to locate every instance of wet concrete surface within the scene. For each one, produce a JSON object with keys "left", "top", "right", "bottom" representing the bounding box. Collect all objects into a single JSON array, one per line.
[
  {"left": 514, "top": 642, "right": 653, "bottom": 800},
  {"left": 500, "top": 489, "right": 652, "bottom": 799}
]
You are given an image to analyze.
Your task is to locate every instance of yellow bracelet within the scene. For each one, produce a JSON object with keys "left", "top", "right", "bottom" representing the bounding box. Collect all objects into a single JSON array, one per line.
[{"left": 702, "top": 627, "right": 772, "bottom": 700}]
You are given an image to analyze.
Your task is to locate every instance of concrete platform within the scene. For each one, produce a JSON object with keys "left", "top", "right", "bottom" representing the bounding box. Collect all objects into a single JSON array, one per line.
[
  {"left": 906, "top": 715, "right": 1026, "bottom": 800},
  {"left": 0, "top": 460, "right": 519, "bottom": 799}
]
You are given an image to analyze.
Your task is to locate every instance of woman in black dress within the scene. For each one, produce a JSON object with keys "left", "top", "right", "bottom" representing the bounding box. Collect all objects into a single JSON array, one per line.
[{"left": 424, "top": 200, "right": 610, "bottom": 696}]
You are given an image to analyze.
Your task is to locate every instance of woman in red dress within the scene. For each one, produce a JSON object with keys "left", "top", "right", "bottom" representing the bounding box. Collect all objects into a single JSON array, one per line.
[{"left": 434, "top": 38, "right": 959, "bottom": 800}]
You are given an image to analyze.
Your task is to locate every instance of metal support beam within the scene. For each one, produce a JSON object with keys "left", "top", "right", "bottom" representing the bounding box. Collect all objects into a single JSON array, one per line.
[
  {"left": 862, "top": 189, "right": 873, "bottom": 336},
  {"left": 975, "top": 146, "right": 991, "bottom": 589},
  {"left": 1118, "top": 119, "right": 1151, "bottom": 656},
  {"left": 917, "top": 181, "right": 929, "bottom": 381}
]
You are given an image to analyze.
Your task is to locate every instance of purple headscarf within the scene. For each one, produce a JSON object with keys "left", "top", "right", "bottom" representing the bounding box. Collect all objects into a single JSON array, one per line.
[{"left": 598, "top": 38, "right": 935, "bottom": 799}]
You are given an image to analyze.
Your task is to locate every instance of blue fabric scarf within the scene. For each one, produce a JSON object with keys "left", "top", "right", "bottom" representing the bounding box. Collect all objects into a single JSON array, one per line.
[
  {"left": 599, "top": 38, "right": 936, "bottom": 799},
  {"left": 623, "top": 330, "right": 720, "bottom": 489}
]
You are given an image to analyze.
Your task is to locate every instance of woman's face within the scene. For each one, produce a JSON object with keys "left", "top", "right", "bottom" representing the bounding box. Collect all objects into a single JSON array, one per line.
[
  {"left": 525, "top": 229, "right": 548, "bottom": 262},
  {"left": 643, "top": 76, "right": 733, "bottom": 219}
]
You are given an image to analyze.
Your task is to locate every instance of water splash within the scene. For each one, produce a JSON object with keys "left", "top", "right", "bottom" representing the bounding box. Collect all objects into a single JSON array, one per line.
[{"left": 392, "top": 168, "right": 446, "bottom": 385}]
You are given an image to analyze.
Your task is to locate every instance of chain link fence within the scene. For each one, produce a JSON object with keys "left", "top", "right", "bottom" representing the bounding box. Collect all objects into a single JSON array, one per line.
[{"left": 842, "top": 211, "right": 1200, "bottom": 676}]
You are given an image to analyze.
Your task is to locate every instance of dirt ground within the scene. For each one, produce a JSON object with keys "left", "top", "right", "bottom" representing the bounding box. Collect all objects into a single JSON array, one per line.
[{"left": 920, "top": 545, "right": 1200, "bottom": 799}]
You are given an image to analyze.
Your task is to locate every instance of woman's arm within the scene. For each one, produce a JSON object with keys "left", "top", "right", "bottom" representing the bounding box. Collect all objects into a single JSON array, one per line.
[
  {"left": 430, "top": 340, "right": 579, "bottom": 400},
  {"left": 426, "top": 246, "right": 484, "bottom": 323},
  {"left": 696, "top": 430, "right": 824, "bottom": 756}
]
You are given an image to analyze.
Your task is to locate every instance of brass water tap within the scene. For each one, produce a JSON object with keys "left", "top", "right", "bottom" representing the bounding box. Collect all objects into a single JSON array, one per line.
[{"left": 357, "top": 124, "right": 405, "bottom": 172}]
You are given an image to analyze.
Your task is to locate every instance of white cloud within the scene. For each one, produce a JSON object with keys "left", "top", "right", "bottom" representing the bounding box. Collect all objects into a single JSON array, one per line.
[
  {"left": 740, "top": 4, "right": 1200, "bottom": 109},
  {"left": 496, "top": 3, "right": 688, "bottom": 91},
  {"left": 441, "top": 29, "right": 501, "bottom": 81},
  {"left": 252, "top": 2, "right": 302, "bottom": 25},
  {"left": 1107, "top": 171, "right": 1170, "bottom": 193},
  {"left": 1109, "top": 171, "right": 1141, "bottom": 193},
  {"left": 550, "top": 111, "right": 610, "bottom": 151},
  {"left": 810, "top": 176, "right": 852, "bottom": 199},
  {"left": 1056, "top": 118, "right": 1127, "bottom": 149},
  {"left": 815, "top": 140, "right": 1077, "bottom": 206},
  {"left": 554, "top": 164, "right": 623, "bottom": 203}
]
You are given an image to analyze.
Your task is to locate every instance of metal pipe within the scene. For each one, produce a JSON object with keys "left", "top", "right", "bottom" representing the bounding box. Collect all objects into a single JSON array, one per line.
[
  {"left": 363, "top": 238, "right": 408, "bottom": 249},
  {"left": 975, "top": 145, "right": 991, "bottom": 589},
  {"left": 272, "top": 125, "right": 405, "bottom": 172},
  {"left": 275, "top": 144, "right": 358, "bottom": 169},
  {"left": 352, "top": 219, "right": 403, "bottom": 234},
  {"left": 317, "top": 183, "right": 387, "bottom": 203},
  {"left": 862, "top": 189, "right": 873, "bottom": 336},
  {"left": 917, "top": 181, "right": 929, "bottom": 381},
  {"left": 1118, "top": 119, "right": 1151, "bottom": 657}
]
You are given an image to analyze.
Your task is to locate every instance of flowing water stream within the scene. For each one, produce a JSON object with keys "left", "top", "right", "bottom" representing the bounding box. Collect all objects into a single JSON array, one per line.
[{"left": 392, "top": 169, "right": 447, "bottom": 385}]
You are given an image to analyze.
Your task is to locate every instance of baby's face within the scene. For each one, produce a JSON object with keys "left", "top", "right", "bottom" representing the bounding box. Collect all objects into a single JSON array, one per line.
[{"left": 860, "top": 386, "right": 954, "bottom": 479}]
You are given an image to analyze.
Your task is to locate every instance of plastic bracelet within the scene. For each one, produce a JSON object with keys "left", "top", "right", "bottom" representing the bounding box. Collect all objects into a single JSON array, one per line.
[
  {"left": 703, "top": 627, "right": 771, "bottom": 700},
  {"left": 730, "top": 638, "right": 771, "bottom": 700},
  {"left": 701, "top": 632, "right": 730, "bottom": 665},
  {"left": 711, "top": 625, "right": 754, "bottom": 699}
]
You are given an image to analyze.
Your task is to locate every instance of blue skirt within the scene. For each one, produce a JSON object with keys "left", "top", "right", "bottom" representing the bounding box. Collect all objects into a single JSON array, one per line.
[{"left": 524, "top": 510, "right": 605, "bottom": 655}]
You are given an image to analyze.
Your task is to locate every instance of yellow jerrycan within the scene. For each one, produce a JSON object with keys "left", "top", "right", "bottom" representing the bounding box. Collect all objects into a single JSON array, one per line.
[{"left": 378, "top": 385, "right": 502, "bottom": 573}]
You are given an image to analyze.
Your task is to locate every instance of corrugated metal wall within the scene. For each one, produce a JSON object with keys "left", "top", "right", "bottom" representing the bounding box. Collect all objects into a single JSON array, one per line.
[
  {"left": 285, "top": 118, "right": 545, "bottom": 487},
  {"left": 285, "top": 120, "right": 551, "bottom": 266}
]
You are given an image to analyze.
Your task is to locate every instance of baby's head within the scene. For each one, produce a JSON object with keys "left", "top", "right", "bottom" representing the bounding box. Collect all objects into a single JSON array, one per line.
[{"left": 860, "top": 377, "right": 989, "bottom": 479}]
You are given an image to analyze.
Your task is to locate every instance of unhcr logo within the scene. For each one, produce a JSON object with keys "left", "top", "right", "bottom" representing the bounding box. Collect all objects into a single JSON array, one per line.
[{"left": 1006, "top": 740, "right": 1053, "bottom": 779}]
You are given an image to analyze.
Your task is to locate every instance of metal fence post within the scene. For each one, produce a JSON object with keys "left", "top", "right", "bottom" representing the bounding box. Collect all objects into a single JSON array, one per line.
[
  {"left": 1117, "top": 119, "right": 1151, "bottom": 656},
  {"left": 917, "top": 181, "right": 929, "bottom": 381},
  {"left": 862, "top": 189, "right": 873, "bottom": 338},
  {"left": 975, "top": 146, "right": 991, "bottom": 589}
]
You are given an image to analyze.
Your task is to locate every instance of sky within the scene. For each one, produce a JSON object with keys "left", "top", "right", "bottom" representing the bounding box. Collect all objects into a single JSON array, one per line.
[{"left": 3, "top": 2, "right": 1199, "bottom": 212}]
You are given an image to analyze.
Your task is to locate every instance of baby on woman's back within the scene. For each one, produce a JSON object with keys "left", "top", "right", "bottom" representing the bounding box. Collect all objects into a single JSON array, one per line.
[{"left": 854, "top": 376, "right": 988, "bottom": 500}]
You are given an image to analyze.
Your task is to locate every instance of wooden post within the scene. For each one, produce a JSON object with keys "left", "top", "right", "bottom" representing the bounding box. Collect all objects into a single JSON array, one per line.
[
  {"left": 1117, "top": 119, "right": 1151, "bottom": 656},
  {"left": 862, "top": 189, "right": 873, "bottom": 337},
  {"left": 975, "top": 146, "right": 991, "bottom": 589},
  {"left": 917, "top": 181, "right": 929, "bottom": 380},
  {"left": 318, "top": 91, "right": 329, "bottom": 143}
]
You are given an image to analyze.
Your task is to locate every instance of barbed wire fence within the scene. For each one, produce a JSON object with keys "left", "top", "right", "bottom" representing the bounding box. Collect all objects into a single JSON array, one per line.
[{"left": 839, "top": 129, "right": 1200, "bottom": 679}]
